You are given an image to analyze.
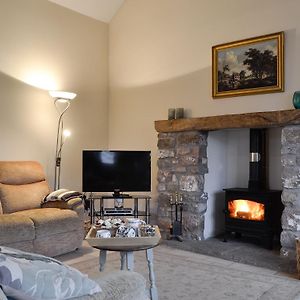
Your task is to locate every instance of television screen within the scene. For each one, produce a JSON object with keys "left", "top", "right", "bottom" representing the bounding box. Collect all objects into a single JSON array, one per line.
[{"left": 82, "top": 150, "right": 151, "bottom": 194}]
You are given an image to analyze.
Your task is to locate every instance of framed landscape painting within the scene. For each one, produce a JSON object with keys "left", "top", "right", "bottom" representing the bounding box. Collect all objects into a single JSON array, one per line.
[{"left": 212, "top": 32, "right": 284, "bottom": 98}]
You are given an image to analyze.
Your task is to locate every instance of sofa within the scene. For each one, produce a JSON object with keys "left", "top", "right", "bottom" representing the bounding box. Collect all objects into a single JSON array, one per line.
[
  {"left": 0, "top": 271, "right": 149, "bottom": 300},
  {"left": 64, "top": 271, "right": 150, "bottom": 300},
  {"left": 0, "top": 246, "right": 149, "bottom": 300},
  {"left": 0, "top": 161, "right": 84, "bottom": 257}
]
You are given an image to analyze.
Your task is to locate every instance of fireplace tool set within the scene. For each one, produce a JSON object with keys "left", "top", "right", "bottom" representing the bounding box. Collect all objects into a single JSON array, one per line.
[{"left": 169, "top": 192, "right": 183, "bottom": 242}]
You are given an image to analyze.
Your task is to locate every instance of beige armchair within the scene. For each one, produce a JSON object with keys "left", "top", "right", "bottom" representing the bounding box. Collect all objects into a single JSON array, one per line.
[{"left": 0, "top": 161, "right": 84, "bottom": 257}]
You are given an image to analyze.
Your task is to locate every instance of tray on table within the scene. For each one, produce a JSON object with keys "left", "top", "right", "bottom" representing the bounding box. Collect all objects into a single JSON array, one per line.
[{"left": 85, "top": 225, "right": 161, "bottom": 251}]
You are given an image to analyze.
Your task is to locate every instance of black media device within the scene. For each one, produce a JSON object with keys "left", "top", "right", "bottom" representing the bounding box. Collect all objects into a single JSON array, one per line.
[{"left": 82, "top": 150, "right": 151, "bottom": 197}]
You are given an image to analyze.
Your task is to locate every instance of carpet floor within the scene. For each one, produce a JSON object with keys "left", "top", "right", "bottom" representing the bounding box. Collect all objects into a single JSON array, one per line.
[
  {"left": 58, "top": 241, "right": 300, "bottom": 300},
  {"left": 162, "top": 234, "right": 298, "bottom": 274}
]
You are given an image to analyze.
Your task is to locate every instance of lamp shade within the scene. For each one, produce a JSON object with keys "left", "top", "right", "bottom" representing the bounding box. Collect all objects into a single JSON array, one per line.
[{"left": 49, "top": 91, "right": 77, "bottom": 100}]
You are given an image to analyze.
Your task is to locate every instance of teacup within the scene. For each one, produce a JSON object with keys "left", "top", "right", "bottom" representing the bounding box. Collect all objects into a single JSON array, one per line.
[
  {"left": 126, "top": 218, "right": 145, "bottom": 228},
  {"left": 140, "top": 225, "right": 156, "bottom": 236},
  {"left": 96, "top": 229, "right": 111, "bottom": 238},
  {"left": 116, "top": 225, "right": 136, "bottom": 237}
]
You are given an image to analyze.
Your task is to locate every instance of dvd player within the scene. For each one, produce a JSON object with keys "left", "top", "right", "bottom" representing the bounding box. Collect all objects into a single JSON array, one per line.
[{"left": 103, "top": 208, "right": 133, "bottom": 216}]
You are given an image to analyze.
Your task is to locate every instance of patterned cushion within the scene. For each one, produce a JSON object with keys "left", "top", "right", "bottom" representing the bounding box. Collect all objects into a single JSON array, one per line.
[
  {"left": 0, "top": 246, "right": 101, "bottom": 300},
  {"left": 0, "top": 287, "right": 8, "bottom": 300},
  {"left": 43, "top": 189, "right": 83, "bottom": 204}
]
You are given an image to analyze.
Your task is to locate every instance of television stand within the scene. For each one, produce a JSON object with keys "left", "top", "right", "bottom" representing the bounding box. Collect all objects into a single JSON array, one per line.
[{"left": 88, "top": 193, "right": 151, "bottom": 224}]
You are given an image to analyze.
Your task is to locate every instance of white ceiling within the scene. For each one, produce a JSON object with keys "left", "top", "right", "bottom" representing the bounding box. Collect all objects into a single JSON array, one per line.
[{"left": 48, "top": 0, "right": 124, "bottom": 23}]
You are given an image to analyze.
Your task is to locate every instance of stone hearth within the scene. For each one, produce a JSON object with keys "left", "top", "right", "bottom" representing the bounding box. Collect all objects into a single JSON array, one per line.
[{"left": 155, "top": 109, "right": 300, "bottom": 256}]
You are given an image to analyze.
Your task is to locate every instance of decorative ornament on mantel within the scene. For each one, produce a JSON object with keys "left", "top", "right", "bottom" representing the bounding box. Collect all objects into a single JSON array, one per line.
[
  {"left": 167, "top": 108, "right": 184, "bottom": 120},
  {"left": 293, "top": 91, "right": 300, "bottom": 109}
]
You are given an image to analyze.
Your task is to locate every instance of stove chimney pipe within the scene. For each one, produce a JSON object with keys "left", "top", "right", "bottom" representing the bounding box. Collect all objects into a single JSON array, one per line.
[{"left": 248, "top": 128, "right": 267, "bottom": 190}]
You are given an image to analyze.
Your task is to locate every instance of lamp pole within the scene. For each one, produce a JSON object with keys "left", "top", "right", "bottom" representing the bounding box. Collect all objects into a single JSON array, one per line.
[{"left": 49, "top": 91, "right": 76, "bottom": 190}]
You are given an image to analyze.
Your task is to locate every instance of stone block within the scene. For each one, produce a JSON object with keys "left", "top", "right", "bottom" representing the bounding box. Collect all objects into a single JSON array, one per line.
[
  {"left": 199, "top": 145, "right": 207, "bottom": 157},
  {"left": 281, "top": 144, "right": 299, "bottom": 155},
  {"left": 157, "top": 137, "right": 175, "bottom": 149},
  {"left": 158, "top": 149, "right": 175, "bottom": 159},
  {"left": 177, "top": 145, "right": 200, "bottom": 157},
  {"left": 282, "top": 166, "right": 300, "bottom": 188},
  {"left": 183, "top": 201, "right": 207, "bottom": 215},
  {"left": 176, "top": 146, "right": 192, "bottom": 156},
  {"left": 200, "top": 192, "right": 208, "bottom": 203},
  {"left": 157, "top": 170, "right": 170, "bottom": 183},
  {"left": 166, "top": 182, "right": 179, "bottom": 192},
  {"left": 157, "top": 217, "right": 171, "bottom": 231},
  {"left": 181, "top": 194, "right": 200, "bottom": 203},
  {"left": 157, "top": 206, "right": 171, "bottom": 218},
  {"left": 280, "top": 230, "right": 298, "bottom": 249},
  {"left": 157, "top": 158, "right": 179, "bottom": 169},
  {"left": 200, "top": 164, "right": 209, "bottom": 175},
  {"left": 282, "top": 188, "right": 300, "bottom": 208},
  {"left": 157, "top": 183, "right": 166, "bottom": 192},
  {"left": 173, "top": 166, "right": 187, "bottom": 173},
  {"left": 182, "top": 213, "right": 204, "bottom": 240},
  {"left": 158, "top": 132, "right": 176, "bottom": 139},
  {"left": 179, "top": 155, "right": 199, "bottom": 166},
  {"left": 157, "top": 133, "right": 168, "bottom": 139},
  {"left": 188, "top": 166, "right": 200, "bottom": 174},
  {"left": 179, "top": 175, "right": 203, "bottom": 192},
  {"left": 280, "top": 247, "right": 296, "bottom": 258},
  {"left": 281, "top": 208, "right": 300, "bottom": 231},
  {"left": 202, "top": 157, "right": 208, "bottom": 165},
  {"left": 282, "top": 126, "right": 300, "bottom": 145},
  {"left": 157, "top": 193, "right": 171, "bottom": 203},
  {"left": 281, "top": 154, "right": 296, "bottom": 167},
  {"left": 171, "top": 174, "right": 178, "bottom": 184},
  {"left": 177, "top": 131, "right": 207, "bottom": 146}
]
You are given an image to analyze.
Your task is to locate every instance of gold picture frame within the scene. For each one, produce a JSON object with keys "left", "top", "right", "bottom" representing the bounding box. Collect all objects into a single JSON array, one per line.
[{"left": 212, "top": 32, "right": 284, "bottom": 98}]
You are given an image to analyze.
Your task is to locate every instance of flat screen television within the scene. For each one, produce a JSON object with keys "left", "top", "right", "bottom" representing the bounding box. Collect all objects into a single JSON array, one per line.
[{"left": 82, "top": 150, "right": 151, "bottom": 195}]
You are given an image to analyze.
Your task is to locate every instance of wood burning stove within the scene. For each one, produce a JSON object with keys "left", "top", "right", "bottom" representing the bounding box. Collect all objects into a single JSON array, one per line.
[
  {"left": 224, "top": 188, "right": 282, "bottom": 248},
  {"left": 223, "top": 128, "right": 283, "bottom": 249}
]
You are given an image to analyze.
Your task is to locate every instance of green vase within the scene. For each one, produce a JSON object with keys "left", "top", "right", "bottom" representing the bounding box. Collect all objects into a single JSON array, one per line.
[{"left": 293, "top": 91, "right": 300, "bottom": 109}]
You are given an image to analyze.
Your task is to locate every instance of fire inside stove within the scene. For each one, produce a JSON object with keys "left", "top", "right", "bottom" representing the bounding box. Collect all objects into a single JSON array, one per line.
[{"left": 228, "top": 199, "right": 265, "bottom": 221}]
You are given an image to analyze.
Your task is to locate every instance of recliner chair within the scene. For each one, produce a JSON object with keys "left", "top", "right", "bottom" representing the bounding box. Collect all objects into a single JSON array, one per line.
[{"left": 0, "top": 161, "right": 84, "bottom": 257}]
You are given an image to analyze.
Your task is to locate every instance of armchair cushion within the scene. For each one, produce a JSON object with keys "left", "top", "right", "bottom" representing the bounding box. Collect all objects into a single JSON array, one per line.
[
  {"left": 42, "top": 198, "right": 83, "bottom": 210},
  {"left": 41, "top": 198, "right": 85, "bottom": 221},
  {"left": 0, "top": 161, "right": 46, "bottom": 185},
  {"left": 11, "top": 208, "right": 81, "bottom": 237},
  {"left": 0, "top": 181, "right": 50, "bottom": 213},
  {"left": 0, "top": 215, "right": 34, "bottom": 244}
]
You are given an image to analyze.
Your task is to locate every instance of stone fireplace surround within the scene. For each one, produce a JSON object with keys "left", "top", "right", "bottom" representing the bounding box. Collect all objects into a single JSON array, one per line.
[{"left": 155, "top": 109, "right": 300, "bottom": 256}]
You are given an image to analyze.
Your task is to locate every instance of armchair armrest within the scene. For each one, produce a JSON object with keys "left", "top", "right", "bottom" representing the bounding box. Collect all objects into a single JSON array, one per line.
[{"left": 41, "top": 197, "right": 84, "bottom": 221}]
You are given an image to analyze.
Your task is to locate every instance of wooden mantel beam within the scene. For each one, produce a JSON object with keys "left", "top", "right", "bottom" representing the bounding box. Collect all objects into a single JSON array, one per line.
[{"left": 155, "top": 109, "right": 300, "bottom": 133}]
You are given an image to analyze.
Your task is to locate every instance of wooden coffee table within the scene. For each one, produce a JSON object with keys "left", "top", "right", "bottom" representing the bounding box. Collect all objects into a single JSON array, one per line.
[{"left": 86, "top": 226, "right": 161, "bottom": 300}]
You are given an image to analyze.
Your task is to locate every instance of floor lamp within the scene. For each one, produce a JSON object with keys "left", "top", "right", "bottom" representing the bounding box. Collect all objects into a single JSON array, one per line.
[{"left": 49, "top": 91, "right": 77, "bottom": 190}]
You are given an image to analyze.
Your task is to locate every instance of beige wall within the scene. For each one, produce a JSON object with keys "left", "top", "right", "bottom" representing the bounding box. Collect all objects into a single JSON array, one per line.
[
  {"left": 109, "top": 0, "right": 300, "bottom": 211},
  {"left": 0, "top": 0, "right": 108, "bottom": 190}
]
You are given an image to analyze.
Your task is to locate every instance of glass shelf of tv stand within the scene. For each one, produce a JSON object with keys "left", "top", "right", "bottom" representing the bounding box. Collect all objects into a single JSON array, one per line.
[{"left": 88, "top": 193, "right": 151, "bottom": 225}]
